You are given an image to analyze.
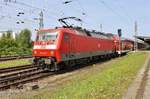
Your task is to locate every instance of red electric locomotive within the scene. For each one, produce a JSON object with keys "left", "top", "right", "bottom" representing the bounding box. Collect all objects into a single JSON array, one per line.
[
  {"left": 33, "top": 26, "right": 123, "bottom": 70},
  {"left": 32, "top": 17, "right": 133, "bottom": 71}
]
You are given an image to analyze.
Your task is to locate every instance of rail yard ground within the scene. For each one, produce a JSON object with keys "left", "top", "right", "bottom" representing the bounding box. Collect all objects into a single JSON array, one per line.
[
  {"left": 1, "top": 51, "right": 149, "bottom": 99},
  {"left": 0, "top": 59, "right": 31, "bottom": 68}
]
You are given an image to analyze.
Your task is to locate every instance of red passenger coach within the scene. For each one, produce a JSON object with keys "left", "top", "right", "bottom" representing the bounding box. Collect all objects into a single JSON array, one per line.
[
  {"left": 33, "top": 27, "right": 122, "bottom": 71},
  {"left": 121, "top": 39, "right": 134, "bottom": 52}
]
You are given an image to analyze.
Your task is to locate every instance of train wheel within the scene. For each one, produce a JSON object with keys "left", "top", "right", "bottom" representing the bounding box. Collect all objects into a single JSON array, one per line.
[{"left": 54, "top": 62, "right": 60, "bottom": 71}]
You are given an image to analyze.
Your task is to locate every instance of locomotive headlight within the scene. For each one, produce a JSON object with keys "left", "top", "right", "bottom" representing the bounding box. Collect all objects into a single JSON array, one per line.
[{"left": 50, "top": 51, "right": 54, "bottom": 56}]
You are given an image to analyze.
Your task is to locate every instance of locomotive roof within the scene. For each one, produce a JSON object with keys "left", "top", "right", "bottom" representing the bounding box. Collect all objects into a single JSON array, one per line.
[
  {"left": 72, "top": 26, "right": 114, "bottom": 39},
  {"left": 38, "top": 26, "right": 115, "bottom": 39}
]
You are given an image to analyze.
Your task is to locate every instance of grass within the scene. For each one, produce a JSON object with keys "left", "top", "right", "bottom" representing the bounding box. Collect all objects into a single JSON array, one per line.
[
  {"left": 0, "top": 59, "right": 31, "bottom": 68},
  {"left": 24, "top": 52, "right": 148, "bottom": 99}
]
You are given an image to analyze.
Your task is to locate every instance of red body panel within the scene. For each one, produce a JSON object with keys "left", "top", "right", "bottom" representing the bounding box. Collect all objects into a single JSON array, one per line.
[{"left": 60, "top": 33, "right": 114, "bottom": 54}]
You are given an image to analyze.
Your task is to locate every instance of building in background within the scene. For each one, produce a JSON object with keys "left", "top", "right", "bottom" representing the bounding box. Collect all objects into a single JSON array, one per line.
[
  {"left": 135, "top": 36, "right": 150, "bottom": 50},
  {"left": 0, "top": 31, "right": 16, "bottom": 39}
]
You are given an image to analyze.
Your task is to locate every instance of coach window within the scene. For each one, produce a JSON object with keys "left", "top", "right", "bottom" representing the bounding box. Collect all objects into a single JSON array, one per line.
[{"left": 64, "top": 33, "right": 69, "bottom": 40}]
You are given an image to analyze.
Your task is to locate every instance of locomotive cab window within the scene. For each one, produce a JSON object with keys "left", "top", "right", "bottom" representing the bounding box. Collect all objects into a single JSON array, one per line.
[{"left": 38, "top": 32, "right": 58, "bottom": 42}]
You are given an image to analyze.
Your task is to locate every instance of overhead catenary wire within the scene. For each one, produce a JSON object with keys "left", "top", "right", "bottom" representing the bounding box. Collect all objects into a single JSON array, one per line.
[
  {"left": 117, "top": 4, "right": 134, "bottom": 22},
  {"left": 0, "top": 1, "right": 60, "bottom": 31},
  {"left": 0, "top": 13, "right": 36, "bottom": 23},
  {"left": 0, "top": 1, "right": 60, "bottom": 29},
  {"left": 0, "top": 2, "right": 39, "bottom": 16},
  {"left": 75, "top": 0, "right": 87, "bottom": 16},
  {"left": 1, "top": 0, "right": 134, "bottom": 32},
  {"left": 0, "top": 13, "right": 38, "bottom": 32},
  {"left": 3, "top": 0, "right": 44, "bottom": 11},
  {"left": 0, "top": 18, "right": 32, "bottom": 31},
  {"left": 62, "top": 0, "right": 87, "bottom": 17},
  {"left": 106, "top": 0, "right": 133, "bottom": 22},
  {"left": 0, "top": 2, "right": 39, "bottom": 21},
  {"left": 97, "top": 0, "right": 132, "bottom": 24},
  {"left": 60, "top": 0, "right": 86, "bottom": 27},
  {"left": 2, "top": 0, "right": 88, "bottom": 28},
  {"left": 1, "top": 0, "right": 60, "bottom": 19},
  {"left": 43, "top": 0, "right": 67, "bottom": 18}
]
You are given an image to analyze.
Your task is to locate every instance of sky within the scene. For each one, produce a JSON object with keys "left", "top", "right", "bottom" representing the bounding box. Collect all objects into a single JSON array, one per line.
[{"left": 0, "top": 0, "right": 149, "bottom": 40}]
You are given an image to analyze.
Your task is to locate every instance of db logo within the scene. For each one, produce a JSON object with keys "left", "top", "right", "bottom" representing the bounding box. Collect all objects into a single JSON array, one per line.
[{"left": 98, "top": 44, "right": 101, "bottom": 48}]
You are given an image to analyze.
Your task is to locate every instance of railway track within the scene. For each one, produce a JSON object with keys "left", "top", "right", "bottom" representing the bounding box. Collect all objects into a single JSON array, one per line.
[
  {"left": 0, "top": 55, "right": 32, "bottom": 61},
  {"left": 0, "top": 64, "right": 35, "bottom": 74},
  {"left": 0, "top": 55, "right": 119, "bottom": 91},
  {"left": 0, "top": 70, "right": 51, "bottom": 90},
  {"left": 0, "top": 64, "right": 53, "bottom": 91}
]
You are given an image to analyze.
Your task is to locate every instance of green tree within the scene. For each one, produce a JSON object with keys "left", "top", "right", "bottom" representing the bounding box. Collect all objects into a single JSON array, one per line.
[
  {"left": 0, "top": 29, "right": 32, "bottom": 56},
  {"left": 17, "top": 29, "right": 32, "bottom": 48},
  {"left": 0, "top": 31, "right": 17, "bottom": 56},
  {"left": 6, "top": 30, "right": 13, "bottom": 39},
  {"left": 1, "top": 33, "right": 6, "bottom": 39}
]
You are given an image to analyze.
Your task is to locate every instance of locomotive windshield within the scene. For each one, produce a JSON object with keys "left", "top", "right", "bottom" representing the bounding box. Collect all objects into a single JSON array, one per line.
[{"left": 38, "top": 32, "right": 58, "bottom": 41}]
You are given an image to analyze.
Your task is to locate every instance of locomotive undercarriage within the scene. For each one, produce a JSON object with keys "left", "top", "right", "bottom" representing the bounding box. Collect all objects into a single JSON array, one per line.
[
  {"left": 33, "top": 57, "right": 59, "bottom": 71},
  {"left": 33, "top": 52, "right": 119, "bottom": 71}
]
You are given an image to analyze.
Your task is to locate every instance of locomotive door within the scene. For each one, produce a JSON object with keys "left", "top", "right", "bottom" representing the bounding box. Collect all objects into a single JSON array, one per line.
[
  {"left": 64, "top": 33, "right": 72, "bottom": 57},
  {"left": 64, "top": 33, "right": 76, "bottom": 59},
  {"left": 68, "top": 35, "right": 74, "bottom": 56},
  {"left": 68, "top": 35, "right": 71, "bottom": 55},
  {"left": 68, "top": 34, "right": 75, "bottom": 58}
]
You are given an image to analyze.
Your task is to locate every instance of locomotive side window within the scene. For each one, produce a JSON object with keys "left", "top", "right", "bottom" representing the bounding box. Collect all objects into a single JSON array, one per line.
[{"left": 38, "top": 32, "right": 58, "bottom": 41}]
